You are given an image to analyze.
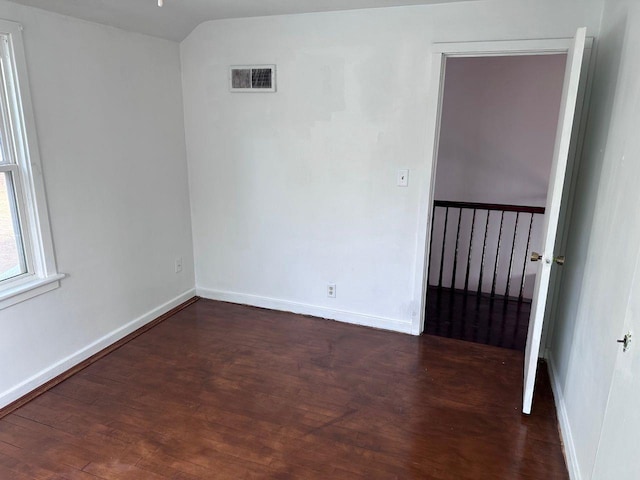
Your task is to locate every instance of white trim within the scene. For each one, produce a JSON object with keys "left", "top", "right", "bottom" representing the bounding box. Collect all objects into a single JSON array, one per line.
[
  {"left": 548, "top": 353, "right": 581, "bottom": 480},
  {"left": 0, "top": 18, "right": 62, "bottom": 307},
  {"left": 432, "top": 38, "right": 586, "bottom": 56},
  {"left": 411, "top": 49, "right": 446, "bottom": 336},
  {"left": 0, "top": 272, "right": 65, "bottom": 310},
  {"left": 411, "top": 36, "right": 593, "bottom": 338},
  {"left": 11, "top": 22, "right": 58, "bottom": 276},
  {"left": 0, "top": 288, "right": 196, "bottom": 409},
  {"left": 198, "top": 287, "right": 413, "bottom": 334}
]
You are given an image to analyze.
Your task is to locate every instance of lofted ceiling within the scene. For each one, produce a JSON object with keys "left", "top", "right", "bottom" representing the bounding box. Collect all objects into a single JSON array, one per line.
[{"left": 6, "top": 0, "right": 473, "bottom": 41}]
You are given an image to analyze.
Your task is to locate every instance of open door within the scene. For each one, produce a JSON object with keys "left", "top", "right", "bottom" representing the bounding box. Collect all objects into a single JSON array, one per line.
[{"left": 522, "top": 27, "right": 587, "bottom": 414}]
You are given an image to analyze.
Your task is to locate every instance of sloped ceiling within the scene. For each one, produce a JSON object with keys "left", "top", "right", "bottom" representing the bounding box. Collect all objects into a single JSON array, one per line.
[{"left": 6, "top": 0, "right": 474, "bottom": 41}]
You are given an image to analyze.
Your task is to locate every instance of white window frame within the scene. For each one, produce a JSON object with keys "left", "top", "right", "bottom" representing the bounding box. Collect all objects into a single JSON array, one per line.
[{"left": 0, "top": 19, "right": 63, "bottom": 310}]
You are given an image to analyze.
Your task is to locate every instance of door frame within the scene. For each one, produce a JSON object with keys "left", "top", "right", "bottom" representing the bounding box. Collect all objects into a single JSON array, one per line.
[{"left": 411, "top": 37, "right": 593, "bottom": 336}]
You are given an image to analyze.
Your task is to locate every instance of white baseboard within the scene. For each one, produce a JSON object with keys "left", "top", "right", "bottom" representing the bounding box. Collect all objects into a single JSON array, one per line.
[
  {"left": 198, "top": 287, "right": 414, "bottom": 334},
  {"left": 548, "top": 353, "right": 581, "bottom": 480},
  {"left": 0, "top": 288, "right": 196, "bottom": 409}
]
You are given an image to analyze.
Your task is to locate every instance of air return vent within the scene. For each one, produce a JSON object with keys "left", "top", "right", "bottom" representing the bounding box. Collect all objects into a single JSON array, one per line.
[{"left": 230, "top": 65, "right": 276, "bottom": 92}]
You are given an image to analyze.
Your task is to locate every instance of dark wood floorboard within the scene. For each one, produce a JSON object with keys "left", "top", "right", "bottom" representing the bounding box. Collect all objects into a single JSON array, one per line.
[
  {"left": 425, "top": 286, "right": 531, "bottom": 351},
  {"left": 0, "top": 299, "right": 567, "bottom": 479}
]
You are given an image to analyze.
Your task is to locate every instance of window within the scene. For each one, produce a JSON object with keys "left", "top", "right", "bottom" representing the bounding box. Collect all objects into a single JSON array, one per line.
[{"left": 0, "top": 19, "right": 62, "bottom": 309}]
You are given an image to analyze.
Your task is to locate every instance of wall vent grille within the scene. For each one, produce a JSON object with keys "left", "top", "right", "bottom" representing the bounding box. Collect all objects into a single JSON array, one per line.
[{"left": 230, "top": 65, "right": 276, "bottom": 92}]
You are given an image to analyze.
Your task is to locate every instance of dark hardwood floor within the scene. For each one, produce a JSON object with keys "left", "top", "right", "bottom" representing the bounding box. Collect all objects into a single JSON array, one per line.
[
  {"left": 425, "top": 286, "right": 532, "bottom": 351},
  {"left": 0, "top": 299, "right": 567, "bottom": 479}
]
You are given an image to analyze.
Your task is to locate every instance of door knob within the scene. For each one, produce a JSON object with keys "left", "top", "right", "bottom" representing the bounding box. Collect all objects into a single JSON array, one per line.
[
  {"left": 617, "top": 333, "right": 632, "bottom": 352},
  {"left": 554, "top": 256, "right": 565, "bottom": 266},
  {"left": 531, "top": 252, "right": 543, "bottom": 262}
]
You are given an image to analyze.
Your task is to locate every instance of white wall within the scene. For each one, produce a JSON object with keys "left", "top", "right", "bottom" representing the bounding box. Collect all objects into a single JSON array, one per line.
[
  {"left": 549, "top": 0, "right": 640, "bottom": 478},
  {"left": 0, "top": 2, "right": 194, "bottom": 408},
  {"left": 435, "top": 55, "right": 566, "bottom": 206},
  {"left": 181, "top": 0, "right": 602, "bottom": 333},
  {"left": 431, "top": 55, "right": 566, "bottom": 297}
]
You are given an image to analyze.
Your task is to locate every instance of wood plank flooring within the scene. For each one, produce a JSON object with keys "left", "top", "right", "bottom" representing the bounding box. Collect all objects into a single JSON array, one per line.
[
  {"left": 425, "top": 286, "right": 531, "bottom": 351},
  {"left": 0, "top": 299, "right": 568, "bottom": 479}
]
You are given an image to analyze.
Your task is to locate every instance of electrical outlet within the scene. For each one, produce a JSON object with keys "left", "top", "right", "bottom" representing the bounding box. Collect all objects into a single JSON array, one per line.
[
  {"left": 175, "top": 257, "right": 183, "bottom": 273},
  {"left": 327, "top": 283, "right": 336, "bottom": 298}
]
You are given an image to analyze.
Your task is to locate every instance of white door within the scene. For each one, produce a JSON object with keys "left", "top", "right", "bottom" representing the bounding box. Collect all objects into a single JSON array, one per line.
[{"left": 522, "top": 27, "right": 587, "bottom": 414}]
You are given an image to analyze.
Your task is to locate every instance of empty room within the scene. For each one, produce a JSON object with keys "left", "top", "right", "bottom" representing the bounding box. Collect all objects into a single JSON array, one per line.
[{"left": 0, "top": 0, "right": 638, "bottom": 479}]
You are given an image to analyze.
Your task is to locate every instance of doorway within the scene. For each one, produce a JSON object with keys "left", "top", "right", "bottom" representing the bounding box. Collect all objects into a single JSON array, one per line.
[
  {"left": 413, "top": 31, "right": 591, "bottom": 413},
  {"left": 424, "top": 54, "right": 567, "bottom": 351}
]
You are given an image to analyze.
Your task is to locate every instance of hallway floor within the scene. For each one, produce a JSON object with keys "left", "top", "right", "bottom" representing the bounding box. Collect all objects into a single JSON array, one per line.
[{"left": 425, "top": 286, "right": 532, "bottom": 351}]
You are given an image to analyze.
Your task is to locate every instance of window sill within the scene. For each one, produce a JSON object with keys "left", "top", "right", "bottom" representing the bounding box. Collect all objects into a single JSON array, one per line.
[{"left": 0, "top": 273, "right": 66, "bottom": 310}]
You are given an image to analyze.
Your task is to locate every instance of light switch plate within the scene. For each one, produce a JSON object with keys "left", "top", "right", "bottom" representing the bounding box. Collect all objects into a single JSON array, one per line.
[{"left": 397, "top": 169, "right": 409, "bottom": 187}]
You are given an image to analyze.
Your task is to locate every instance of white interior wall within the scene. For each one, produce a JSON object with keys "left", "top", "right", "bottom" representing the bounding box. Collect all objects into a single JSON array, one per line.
[
  {"left": 435, "top": 55, "right": 566, "bottom": 207},
  {"left": 549, "top": 0, "right": 640, "bottom": 478},
  {"left": 0, "top": 1, "right": 194, "bottom": 408},
  {"left": 431, "top": 55, "right": 566, "bottom": 298},
  {"left": 181, "top": 0, "right": 602, "bottom": 334}
]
